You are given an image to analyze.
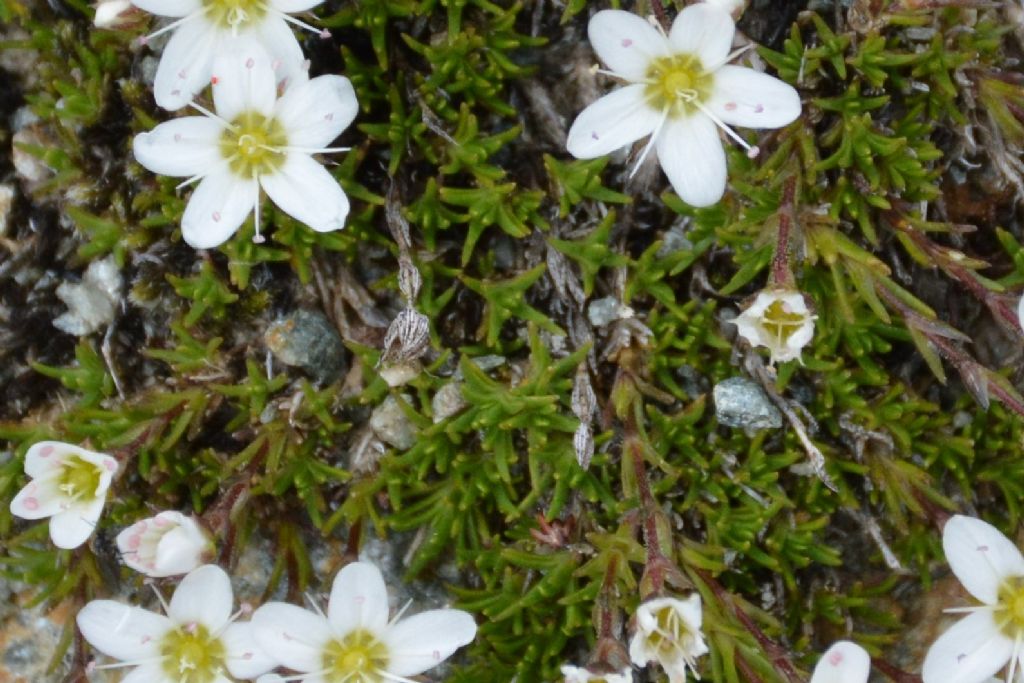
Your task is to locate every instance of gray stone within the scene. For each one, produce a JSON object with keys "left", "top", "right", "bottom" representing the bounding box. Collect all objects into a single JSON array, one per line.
[
  {"left": 370, "top": 395, "right": 419, "bottom": 450},
  {"left": 713, "top": 377, "right": 783, "bottom": 430},
  {"left": 53, "top": 255, "right": 123, "bottom": 336},
  {"left": 587, "top": 296, "right": 633, "bottom": 327},
  {"left": 432, "top": 382, "right": 465, "bottom": 423},
  {"left": 265, "top": 310, "right": 347, "bottom": 384}
]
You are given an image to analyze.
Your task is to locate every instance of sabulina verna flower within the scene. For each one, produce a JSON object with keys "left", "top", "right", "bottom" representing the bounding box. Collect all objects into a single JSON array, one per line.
[
  {"left": 732, "top": 288, "right": 816, "bottom": 366},
  {"left": 629, "top": 594, "right": 708, "bottom": 682},
  {"left": 561, "top": 663, "right": 634, "bottom": 683},
  {"left": 922, "top": 515, "right": 1024, "bottom": 683},
  {"left": 132, "top": 0, "right": 327, "bottom": 109},
  {"left": 10, "top": 440, "right": 118, "bottom": 549},
  {"left": 117, "top": 510, "right": 214, "bottom": 578},
  {"left": 133, "top": 41, "right": 357, "bottom": 249},
  {"left": 94, "top": 0, "right": 145, "bottom": 29},
  {"left": 566, "top": 5, "right": 800, "bottom": 207},
  {"left": 77, "top": 564, "right": 275, "bottom": 682},
  {"left": 810, "top": 641, "right": 871, "bottom": 683},
  {"left": 251, "top": 560, "right": 477, "bottom": 683}
]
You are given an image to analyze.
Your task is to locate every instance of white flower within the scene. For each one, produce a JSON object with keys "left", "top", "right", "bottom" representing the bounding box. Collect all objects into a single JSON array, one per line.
[
  {"left": 732, "top": 288, "right": 816, "bottom": 365},
  {"left": 628, "top": 594, "right": 708, "bottom": 682},
  {"left": 566, "top": 5, "right": 800, "bottom": 207},
  {"left": 810, "top": 641, "right": 870, "bottom": 683},
  {"left": 251, "top": 561, "right": 477, "bottom": 683},
  {"left": 117, "top": 511, "right": 214, "bottom": 578},
  {"left": 561, "top": 663, "right": 634, "bottom": 682},
  {"left": 133, "top": 0, "right": 325, "bottom": 110},
  {"left": 133, "top": 41, "right": 357, "bottom": 249},
  {"left": 922, "top": 515, "right": 1024, "bottom": 683},
  {"left": 76, "top": 564, "right": 275, "bottom": 683},
  {"left": 9, "top": 441, "right": 118, "bottom": 550}
]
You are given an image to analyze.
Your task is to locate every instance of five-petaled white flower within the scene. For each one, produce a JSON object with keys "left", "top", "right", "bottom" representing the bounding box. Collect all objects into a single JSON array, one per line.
[
  {"left": 133, "top": 41, "right": 357, "bottom": 249},
  {"left": 251, "top": 560, "right": 477, "bottom": 683},
  {"left": 133, "top": 0, "right": 325, "bottom": 110},
  {"left": 922, "top": 515, "right": 1024, "bottom": 683},
  {"left": 732, "top": 288, "right": 816, "bottom": 366},
  {"left": 77, "top": 564, "right": 274, "bottom": 683},
  {"left": 10, "top": 440, "right": 118, "bottom": 550},
  {"left": 561, "top": 663, "right": 634, "bottom": 683},
  {"left": 566, "top": 5, "right": 801, "bottom": 207},
  {"left": 810, "top": 641, "right": 870, "bottom": 683},
  {"left": 628, "top": 594, "right": 708, "bottom": 682},
  {"left": 117, "top": 510, "right": 214, "bottom": 578}
]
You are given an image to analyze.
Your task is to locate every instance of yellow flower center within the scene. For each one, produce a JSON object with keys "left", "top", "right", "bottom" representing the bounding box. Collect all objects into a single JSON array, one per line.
[
  {"left": 202, "top": 0, "right": 265, "bottom": 29},
  {"left": 997, "top": 577, "right": 1024, "bottom": 638},
  {"left": 323, "top": 629, "right": 390, "bottom": 683},
  {"left": 57, "top": 455, "right": 104, "bottom": 499},
  {"left": 159, "top": 624, "right": 227, "bottom": 683},
  {"left": 760, "top": 299, "right": 807, "bottom": 347},
  {"left": 220, "top": 111, "right": 287, "bottom": 178},
  {"left": 645, "top": 605, "right": 697, "bottom": 662},
  {"left": 644, "top": 54, "right": 713, "bottom": 117}
]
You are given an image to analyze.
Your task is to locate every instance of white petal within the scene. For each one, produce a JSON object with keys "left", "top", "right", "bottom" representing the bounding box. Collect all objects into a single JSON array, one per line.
[
  {"left": 656, "top": 113, "right": 727, "bottom": 207},
  {"left": 133, "top": 117, "right": 225, "bottom": 178},
  {"left": 10, "top": 479, "right": 66, "bottom": 520},
  {"left": 153, "top": 19, "right": 218, "bottom": 111},
  {"left": 119, "top": 664, "right": 174, "bottom": 683},
  {"left": 222, "top": 622, "right": 277, "bottom": 679},
  {"left": 254, "top": 16, "right": 308, "bottom": 92},
  {"left": 382, "top": 609, "right": 477, "bottom": 676},
  {"left": 181, "top": 170, "right": 257, "bottom": 249},
  {"left": 1018, "top": 292, "right": 1024, "bottom": 333},
  {"left": 921, "top": 610, "right": 1012, "bottom": 683},
  {"left": 327, "top": 561, "right": 390, "bottom": 637},
  {"left": 130, "top": 0, "right": 200, "bottom": 17},
  {"left": 587, "top": 10, "right": 669, "bottom": 81},
  {"left": 24, "top": 441, "right": 74, "bottom": 478},
  {"left": 566, "top": 85, "right": 661, "bottom": 160},
  {"left": 211, "top": 38, "right": 278, "bottom": 122},
  {"left": 260, "top": 154, "right": 349, "bottom": 232},
  {"left": 809, "top": 641, "right": 871, "bottom": 683},
  {"left": 707, "top": 65, "right": 801, "bottom": 129},
  {"left": 76, "top": 600, "right": 172, "bottom": 662},
  {"left": 168, "top": 564, "right": 234, "bottom": 631},
  {"left": 668, "top": 3, "right": 735, "bottom": 68},
  {"left": 944, "top": 515, "right": 1024, "bottom": 605},
  {"left": 153, "top": 524, "right": 207, "bottom": 576},
  {"left": 251, "top": 602, "right": 331, "bottom": 672},
  {"left": 267, "top": 0, "right": 322, "bottom": 12},
  {"left": 49, "top": 497, "right": 106, "bottom": 549},
  {"left": 274, "top": 75, "right": 358, "bottom": 149}
]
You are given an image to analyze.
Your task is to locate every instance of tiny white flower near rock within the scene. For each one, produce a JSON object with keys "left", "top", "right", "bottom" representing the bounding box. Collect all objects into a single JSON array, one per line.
[
  {"left": 732, "top": 288, "right": 816, "bottom": 365},
  {"left": 628, "top": 594, "right": 708, "bottom": 682},
  {"left": 77, "top": 564, "right": 275, "bottom": 683},
  {"left": 922, "top": 515, "right": 1024, "bottom": 683},
  {"left": 117, "top": 510, "right": 214, "bottom": 578},
  {"left": 251, "top": 560, "right": 477, "bottom": 683},
  {"left": 561, "top": 663, "right": 634, "bottom": 682},
  {"left": 132, "top": 0, "right": 326, "bottom": 110},
  {"left": 133, "top": 41, "right": 357, "bottom": 249},
  {"left": 810, "top": 641, "right": 871, "bottom": 683},
  {"left": 9, "top": 441, "right": 118, "bottom": 550},
  {"left": 566, "top": 5, "right": 801, "bottom": 207}
]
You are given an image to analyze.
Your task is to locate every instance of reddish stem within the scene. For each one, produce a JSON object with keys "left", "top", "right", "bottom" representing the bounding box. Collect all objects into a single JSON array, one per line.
[{"left": 770, "top": 177, "right": 799, "bottom": 288}]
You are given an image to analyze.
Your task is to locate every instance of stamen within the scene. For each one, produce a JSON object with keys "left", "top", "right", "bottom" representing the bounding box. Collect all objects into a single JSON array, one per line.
[
  {"left": 629, "top": 107, "right": 670, "bottom": 179},
  {"left": 708, "top": 43, "right": 757, "bottom": 71},
  {"left": 139, "top": 11, "right": 203, "bottom": 44},
  {"left": 252, "top": 174, "right": 265, "bottom": 244},
  {"left": 188, "top": 101, "right": 236, "bottom": 131},
  {"left": 274, "top": 10, "right": 329, "bottom": 36},
  {"left": 376, "top": 669, "right": 423, "bottom": 683},
  {"left": 589, "top": 66, "right": 633, "bottom": 82},
  {"left": 944, "top": 605, "right": 994, "bottom": 614},
  {"left": 690, "top": 99, "right": 760, "bottom": 158},
  {"left": 304, "top": 591, "right": 327, "bottom": 618},
  {"left": 281, "top": 145, "right": 351, "bottom": 154},
  {"left": 150, "top": 583, "right": 172, "bottom": 614},
  {"left": 93, "top": 656, "right": 166, "bottom": 670},
  {"left": 387, "top": 599, "right": 414, "bottom": 627},
  {"left": 646, "top": 14, "right": 668, "bottom": 38}
]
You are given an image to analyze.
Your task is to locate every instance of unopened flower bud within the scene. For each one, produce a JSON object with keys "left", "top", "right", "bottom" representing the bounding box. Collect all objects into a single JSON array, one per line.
[
  {"left": 93, "top": 0, "right": 144, "bottom": 29},
  {"left": 116, "top": 511, "right": 214, "bottom": 578}
]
